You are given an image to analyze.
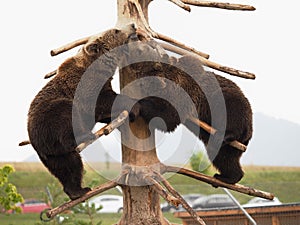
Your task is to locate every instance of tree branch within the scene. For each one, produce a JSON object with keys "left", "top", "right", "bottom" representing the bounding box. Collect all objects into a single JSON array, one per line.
[
  {"left": 50, "top": 36, "right": 90, "bottom": 56},
  {"left": 230, "top": 140, "right": 247, "bottom": 152},
  {"left": 154, "top": 33, "right": 209, "bottom": 59},
  {"left": 130, "top": 0, "right": 209, "bottom": 60},
  {"left": 188, "top": 117, "right": 217, "bottom": 135},
  {"left": 44, "top": 70, "right": 57, "bottom": 79},
  {"left": 162, "top": 164, "right": 275, "bottom": 200},
  {"left": 182, "top": 0, "right": 256, "bottom": 11},
  {"left": 130, "top": 0, "right": 156, "bottom": 37},
  {"left": 76, "top": 111, "right": 129, "bottom": 153},
  {"left": 45, "top": 180, "right": 118, "bottom": 220},
  {"left": 167, "top": 0, "right": 191, "bottom": 12},
  {"left": 160, "top": 42, "right": 255, "bottom": 79},
  {"left": 18, "top": 140, "right": 31, "bottom": 146},
  {"left": 188, "top": 117, "right": 247, "bottom": 152},
  {"left": 155, "top": 172, "right": 206, "bottom": 225},
  {"left": 144, "top": 176, "right": 181, "bottom": 208}
]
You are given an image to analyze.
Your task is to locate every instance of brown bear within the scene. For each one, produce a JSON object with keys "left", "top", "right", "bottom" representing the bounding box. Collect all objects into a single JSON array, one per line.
[
  {"left": 27, "top": 26, "right": 139, "bottom": 200},
  {"left": 123, "top": 41, "right": 253, "bottom": 184}
]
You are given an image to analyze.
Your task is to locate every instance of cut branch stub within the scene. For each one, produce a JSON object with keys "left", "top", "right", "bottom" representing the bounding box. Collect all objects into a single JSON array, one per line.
[
  {"left": 182, "top": 0, "right": 256, "bottom": 11},
  {"left": 188, "top": 117, "right": 247, "bottom": 152},
  {"left": 44, "top": 70, "right": 57, "bottom": 79},
  {"left": 18, "top": 140, "right": 31, "bottom": 146},
  {"left": 189, "top": 117, "right": 217, "bottom": 135},
  {"left": 230, "top": 140, "right": 247, "bottom": 152},
  {"left": 217, "top": 65, "right": 256, "bottom": 79}
]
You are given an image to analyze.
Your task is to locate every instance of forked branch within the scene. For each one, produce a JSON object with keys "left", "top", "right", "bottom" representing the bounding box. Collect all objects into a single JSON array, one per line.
[
  {"left": 161, "top": 164, "right": 275, "bottom": 200},
  {"left": 131, "top": 0, "right": 209, "bottom": 59},
  {"left": 182, "top": 0, "right": 256, "bottom": 11},
  {"left": 155, "top": 172, "right": 206, "bottom": 225},
  {"left": 144, "top": 176, "right": 181, "bottom": 207}
]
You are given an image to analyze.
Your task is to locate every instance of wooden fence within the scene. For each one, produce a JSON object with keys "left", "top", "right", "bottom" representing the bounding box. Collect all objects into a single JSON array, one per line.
[{"left": 174, "top": 203, "right": 300, "bottom": 225}]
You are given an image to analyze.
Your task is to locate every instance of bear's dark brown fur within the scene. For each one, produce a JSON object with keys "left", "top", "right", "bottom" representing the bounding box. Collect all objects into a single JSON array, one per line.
[
  {"left": 27, "top": 27, "right": 138, "bottom": 200},
  {"left": 123, "top": 41, "right": 253, "bottom": 184}
]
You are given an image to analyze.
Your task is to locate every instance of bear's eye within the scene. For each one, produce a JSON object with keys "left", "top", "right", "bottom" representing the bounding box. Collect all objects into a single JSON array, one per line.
[{"left": 114, "top": 29, "right": 121, "bottom": 34}]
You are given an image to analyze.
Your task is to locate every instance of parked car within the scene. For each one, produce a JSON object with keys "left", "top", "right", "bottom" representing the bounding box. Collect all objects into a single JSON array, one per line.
[
  {"left": 15, "top": 199, "right": 50, "bottom": 213},
  {"left": 192, "top": 194, "right": 236, "bottom": 210},
  {"left": 87, "top": 195, "right": 123, "bottom": 213},
  {"left": 242, "top": 197, "right": 282, "bottom": 208},
  {"left": 161, "top": 194, "right": 204, "bottom": 212}
]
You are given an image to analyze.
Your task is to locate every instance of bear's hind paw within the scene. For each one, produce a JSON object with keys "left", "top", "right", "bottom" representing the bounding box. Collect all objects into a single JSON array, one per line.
[{"left": 65, "top": 187, "right": 92, "bottom": 200}]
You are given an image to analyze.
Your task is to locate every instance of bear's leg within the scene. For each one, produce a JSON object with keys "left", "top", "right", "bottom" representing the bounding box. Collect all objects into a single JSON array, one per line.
[
  {"left": 39, "top": 152, "right": 91, "bottom": 200},
  {"left": 96, "top": 91, "right": 141, "bottom": 123},
  {"left": 138, "top": 97, "right": 181, "bottom": 132},
  {"left": 30, "top": 99, "right": 93, "bottom": 200}
]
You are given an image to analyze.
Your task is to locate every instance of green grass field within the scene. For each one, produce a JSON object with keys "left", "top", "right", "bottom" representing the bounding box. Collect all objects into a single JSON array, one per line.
[{"left": 1, "top": 162, "right": 300, "bottom": 224}]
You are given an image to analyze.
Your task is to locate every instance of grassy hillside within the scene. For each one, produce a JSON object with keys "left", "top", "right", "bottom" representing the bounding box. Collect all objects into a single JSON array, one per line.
[{"left": 1, "top": 162, "right": 300, "bottom": 204}]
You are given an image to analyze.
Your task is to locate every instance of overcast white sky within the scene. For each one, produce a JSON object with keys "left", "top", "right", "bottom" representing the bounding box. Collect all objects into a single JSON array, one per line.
[{"left": 0, "top": 0, "right": 299, "bottom": 162}]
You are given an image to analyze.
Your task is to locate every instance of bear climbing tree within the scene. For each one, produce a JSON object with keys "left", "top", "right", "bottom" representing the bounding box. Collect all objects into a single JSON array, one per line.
[{"left": 26, "top": 0, "right": 276, "bottom": 225}]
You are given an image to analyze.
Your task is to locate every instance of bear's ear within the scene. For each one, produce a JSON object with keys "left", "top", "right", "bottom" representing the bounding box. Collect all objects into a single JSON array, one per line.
[{"left": 85, "top": 42, "right": 100, "bottom": 56}]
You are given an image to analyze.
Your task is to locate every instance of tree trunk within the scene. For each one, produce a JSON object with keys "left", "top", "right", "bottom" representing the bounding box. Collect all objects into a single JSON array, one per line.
[
  {"left": 118, "top": 117, "right": 167, "bottom": 224},
  {"left": 116, "top": 0, "right": 151, "bottom": 30},
  {"left": 116, "top": 0, "right": 171, "bottom": 224}
]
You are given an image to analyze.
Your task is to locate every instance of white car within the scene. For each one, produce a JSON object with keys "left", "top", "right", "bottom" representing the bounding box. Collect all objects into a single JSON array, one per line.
[
  {"left": 87, "top": 195, "right": 123, "bottom": 213},
  {"left": 243, "top": 197, "right": 282, "bottom": 208}
]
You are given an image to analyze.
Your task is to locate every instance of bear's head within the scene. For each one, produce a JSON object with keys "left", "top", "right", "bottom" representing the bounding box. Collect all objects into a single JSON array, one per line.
[{"left": 83, "top": 24, "right": 136, "bottom": 58}]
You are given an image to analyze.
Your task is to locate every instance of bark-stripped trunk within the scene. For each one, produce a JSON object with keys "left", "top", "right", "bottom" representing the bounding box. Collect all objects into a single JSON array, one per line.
[{"left": 117, "top": 1, "right": 170, "bottom": 224}]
